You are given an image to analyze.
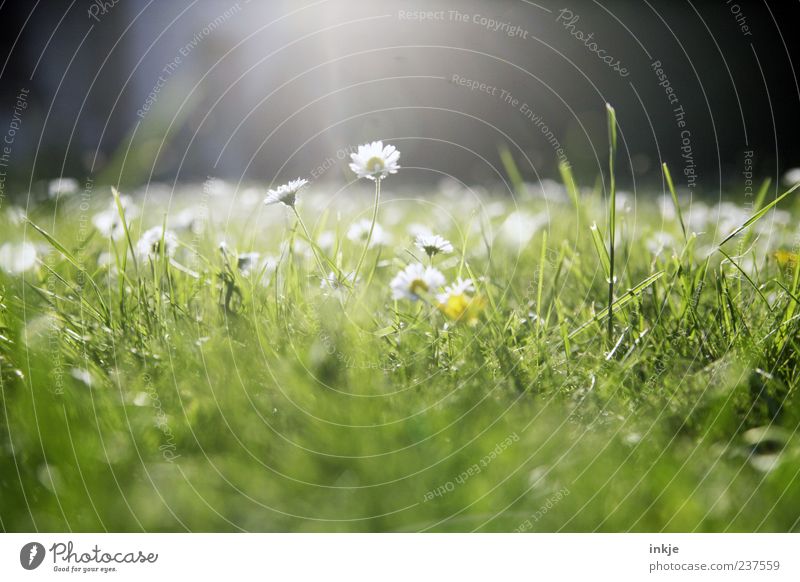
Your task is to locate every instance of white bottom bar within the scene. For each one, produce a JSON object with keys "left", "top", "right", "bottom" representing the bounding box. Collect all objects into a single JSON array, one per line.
[{"left": 1, "top": 534, "right": 796, "bottom": 580}]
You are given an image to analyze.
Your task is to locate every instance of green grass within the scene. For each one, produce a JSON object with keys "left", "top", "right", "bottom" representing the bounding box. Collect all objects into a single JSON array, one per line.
[{"left": 1, "top": 167, "right": 800, "bottom": 532}]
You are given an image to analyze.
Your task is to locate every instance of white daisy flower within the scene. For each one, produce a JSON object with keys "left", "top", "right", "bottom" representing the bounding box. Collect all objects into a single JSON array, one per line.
[
  {"left": 485, "top": 201, "right": 507, "bottom": 218},
  {"left": 498, "top": 211, "right": 548, "bottom": 250},
  {"left": 237, "top": 252, "right": 261, "bottom": 276},
  {"left": 615, "top": 191, "right": 634, "bottom": 213},
  {"left": 320, "top": 271, "right": 357, "bottom": 295},
  {"left": 92, "top": 195, "right": 139, "bottom": 240},
  {"left": 70, "top": 368, "right": 93, "bottom": 388},
  {"left": 48, "top": 178, "right": 79, "bottom": 199},
  {"left": 713, "top": 202, "right": 750, "bottom": 239},
  {"left": 136, "top": 226, "right": 178, "bottom": 260},
  {"left": 258, "top": 256, "right": 280, "bottom": 287},
  {"left": 262, "top": 255, "right": 279, "bottom": 273},
  {"left": 203, "top": 177, "right": 232, "bottom": 198},
  {"left": 317, "top": 230, "right": 336, "bottom": 251},
  {"left": 7, "top": 205, "right": 27, "bottom": 225},
  {"left": 218, "top": 242, "right": 261, "bottom": 276},
  {"left": 529, "top": 179, "right": 569, "bottom": 203},
  {"left": 97, "top": 252, "right": 114, "bottom": 268},
  {"left": 0, "top": 242, "right": 37, "bottom": 274},
  {"left": 657, "top": 194, "right": 676, "bottom": 221},
  {"left": 783, "top": 168, "right": 800, "bottom": 186},
  {"left": 349, "top": 141, "right": 400, "bottom": 181},
  {"left": 92, "top": 209, "right": 124, "bottom": 240},
  {"left": 415, "top": 234, "right": 453, "bottom": 258},
  {"left": 390, "top": 263, "right": 445, "bottom": 301},
  {"left": 170, "top": 206, "right": 206, "bottom": 235},
  {"left": 264, "top": 178, "right": 308, "bottom": 207},
  {"left": 117, "top": 194, "right": 139, "bottom": 215},
  {"left": 646, "top": 231, "right": 676, "bottom": 257},
  {"left": 347, "top": 219, "right": 390, "bottom": 248},
  {"left": 685, "top": 201, "right": 710, "bottom": 233}
]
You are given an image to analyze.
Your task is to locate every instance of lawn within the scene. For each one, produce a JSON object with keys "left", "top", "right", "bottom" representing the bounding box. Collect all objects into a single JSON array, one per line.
[{"left": 2, "top": 139, "right": 800, "bottom": 532}]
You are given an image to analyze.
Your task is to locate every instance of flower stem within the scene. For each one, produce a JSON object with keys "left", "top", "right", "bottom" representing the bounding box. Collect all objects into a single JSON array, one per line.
[
  {"left": 352, "top": 177, "right": 381, "bottom": 288},
  {"left": 292, "top": 207, "right": 328, "bottom": 278}
]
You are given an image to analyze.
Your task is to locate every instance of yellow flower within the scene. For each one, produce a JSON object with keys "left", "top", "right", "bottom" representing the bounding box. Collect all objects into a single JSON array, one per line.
[
  {"left": 774, "top": 249, "right": 798, "bottom": 270},
  {"left": 437, "top": 278, "right": 485, "bottom": 325}
]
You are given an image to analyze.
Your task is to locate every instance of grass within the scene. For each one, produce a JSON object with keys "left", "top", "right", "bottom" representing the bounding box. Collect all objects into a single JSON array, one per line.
[{"left": 2, "top": 155, "right": 800, "bottom": 532}]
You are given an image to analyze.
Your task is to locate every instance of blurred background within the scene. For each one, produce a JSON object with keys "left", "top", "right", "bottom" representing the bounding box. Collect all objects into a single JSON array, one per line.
[{"left": 1, "top": 0, "right": 799, "bottom": 197}]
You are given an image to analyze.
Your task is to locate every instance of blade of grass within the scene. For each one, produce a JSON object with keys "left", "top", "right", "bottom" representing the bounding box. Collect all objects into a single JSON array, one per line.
[
  {"left": 718, "top": 249, "right": 772, "bottom": 312},
  {"left": 569, "top": 270, "right": 664, "bottom": 339},
  {"left": 536, "top": 230, "right": 547, "bottom": 312},
  {"left": 499, "top": 145, "right": 526, "bottom": 198},
  {"left": 590, "top": 222, "right": 611, "bottom": 279},
  {"left": 717, "top": 181, "right": 800, "bottom": 249},
  {"left": 111, "top": 186, "right": 138, "bottom": 274},
  {"left": 559, "top": 161, "right": 580, "bottom": 215},
  {"left": 606, "top": 103, "right": 618, "bottom": 344},
  {"left": 740, "top": 178, "right": 772, "bottom": 251},
  {"left": 662, "top": 163, "right": 687, "bottom": 242},
  {"left": 26, "top": 219, "right": 110, "bottom": 324}
]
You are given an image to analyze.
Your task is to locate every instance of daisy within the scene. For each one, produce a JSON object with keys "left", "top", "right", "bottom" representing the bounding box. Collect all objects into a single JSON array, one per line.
[
  {"left": 94, "top": 194, "right": 140, "bottom": 240},
  {"left": 237, "top": 252, "right": 261, "bottom": 276},
  {"left": 264, "top": 178, "right": 329, "bottom": 278},
  {"left": 92, "top": 209, "right": 125, "bottom": 240},
  {"left": 0, "top": 242, "right": 37, "bottom": 274},
  {"left": 170, "top": 206, "right": 206, "bottom": 235},
  {"left": 498, "top": 211, "right": 548, "bottom": 249},
  {"left": 7, "top": 206, "right": 27, "bottom": 225},
  {"left": 615, "top": 191, "right": 633, "bottom": 213},
  {"left": 416, "top": 234, "right": 453, "bottom": 258},
  {"left": 317, "top": 230, "right": 336, "bottom": 251},
  {"left": 219, "top": 242, "right": 261, "bottom": 276},
  {"left": 349, "top": 141, "right": 400, "bottom": 181},
  {"left": 136, "top": 226, "right": 178, "bottom": 261},
  {"left": 713, "top": 202, "right": 750, "bottom": 240},
  {"left": 203, "top": 177, "right": 232, "bottom": 198},
  {"left": 390, "top": 263, "right": 445, "bottom": 301},
  {"left": 684, "top": 201, "right": 710, "bottom": 233},
  {"left": 349, "top": 141, "right": 400, "bottom": 286},
  {"left": 347, "top": 219, "right": 390, "bottom": 248},
  {"left": 264, "top": 178, "right": 308, "bottom": 208},
  {"left": 646, "top": 231, "right": 675, "bottom": 257},
  {"left": 657, "top": 194, "right": 677, "bottom": 221},
  {"left": 783, "top": 168, "right": 800, "bottom": 186},
  {"left": 259, "top": 255, "right": 280, "bottom": 287},
  {"left": 320, "top": 271, "right": 357, "bottom": 296},
  {"left": 48, "top": 177, "right": 79, "bottom": 199}
]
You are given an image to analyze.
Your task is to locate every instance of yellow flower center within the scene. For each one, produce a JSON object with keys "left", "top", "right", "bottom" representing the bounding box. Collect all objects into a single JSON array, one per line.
[
  {"left": 410, "top": 279, "right": 428, "bottom": 296},
  {"left": 366, "top": 156, "right": 385, "bottom": 173}
]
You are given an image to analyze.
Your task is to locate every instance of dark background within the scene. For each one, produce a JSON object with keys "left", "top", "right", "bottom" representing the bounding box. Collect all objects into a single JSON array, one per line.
[{"left": 1, "top": 0, "right": 799, "bottom": 196}]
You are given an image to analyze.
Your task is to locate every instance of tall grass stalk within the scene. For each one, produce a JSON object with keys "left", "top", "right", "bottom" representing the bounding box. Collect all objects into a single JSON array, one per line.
[
  {"left": 352, "top": 177, "right": 381, "bottom": 289},
  {"left": 606, "top": 103, "right": 618, "bottom": 344},
  {"left": 292, "top": 207, "right": 329, "bottom": 279},
  {"left": 662, "top": 163, "right": 687, "bottom": 242}
]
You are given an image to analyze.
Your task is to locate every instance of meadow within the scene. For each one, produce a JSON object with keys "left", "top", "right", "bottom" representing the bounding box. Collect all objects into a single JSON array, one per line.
[{"left": 2, "top": 133, "right": 800, "bottom": 532}]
